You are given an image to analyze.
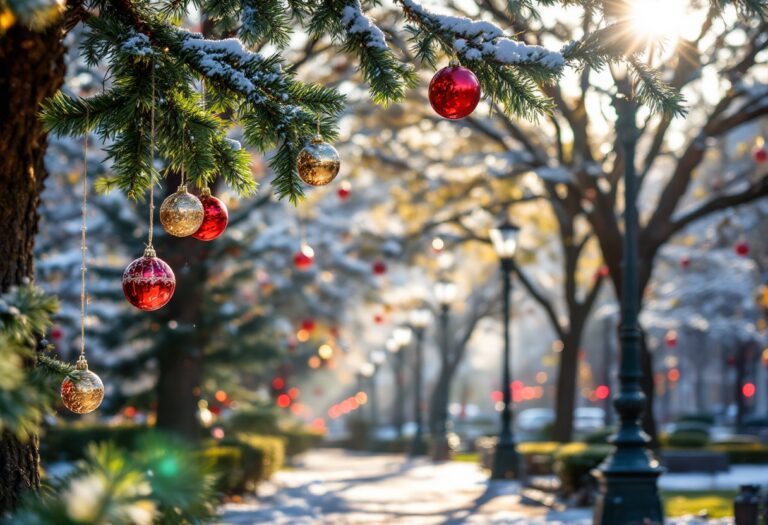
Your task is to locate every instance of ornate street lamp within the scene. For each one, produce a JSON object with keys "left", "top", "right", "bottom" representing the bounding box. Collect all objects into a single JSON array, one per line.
[
  {"left": 489, "top": 220, "right": 520, "bottom": 479},
  {"left": 390, "top": 326, "right": 412, "bottom": 438},
  {"left": 592, "top": 79, "right": 664, "bottom": 522},
  {"left": 409, "top": 307, "right": 431, "bottom": 456},
  {"left": 432, "top": 278, "right": 458, "bottom": 460}
]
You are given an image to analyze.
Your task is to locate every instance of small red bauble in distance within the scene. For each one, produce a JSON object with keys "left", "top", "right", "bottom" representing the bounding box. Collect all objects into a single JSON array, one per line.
[
  {"left": 338, "top": 180, "right": 351, "bottom": 200},
  {"left": 664, "top": 330, "right": 677, "bottom": 348},
  {"left": 680, "top": 256, "right": 691, "bottom": 269},
  {"left": 301, "top": 319, "right": 316, "bottom": 332},
  {"left": 193, "top": 188, "right": 229, "bottom": 241},
  {"left": 373, "top": 313, "right": 384, "bottom": 324},
  {"left": 293, "top": 244, "right": 315, "bottom": 270},
  {"left": 428, "top": 65, "right": 481, "bottom": 120},
  {"left": 753, "top": 146, "right": 768, "bottom": 164},
  {"left": 372, "top": 260, "right": 387, "bottom": 275},
  {"left": 51, "top": 326, "right": 63, "bottom": 341},
  {"left": 122, "top": 247, "right": 176, "bottom": 311},
  {"left": 735, "top": 241, "right": 750, "bottom": 256}
]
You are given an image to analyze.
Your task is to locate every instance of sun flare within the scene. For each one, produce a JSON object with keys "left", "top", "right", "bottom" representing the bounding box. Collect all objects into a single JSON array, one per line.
[{"left": 629, "top": 0, "right": 689, "bottom": 44}]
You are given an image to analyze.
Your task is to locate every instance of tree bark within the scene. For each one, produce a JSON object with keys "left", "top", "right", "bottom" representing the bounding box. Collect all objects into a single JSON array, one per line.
[
  {"left": 552, "top": 333, "right": 581, "bottom": 442},
  {"left": 0, "top": 21, "right": 66, "bottom": 514}
]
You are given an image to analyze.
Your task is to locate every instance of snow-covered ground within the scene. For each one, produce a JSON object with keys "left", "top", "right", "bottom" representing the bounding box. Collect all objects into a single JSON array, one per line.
[{"left": 216, "top": 449, "right": 736, "bottom": 525}]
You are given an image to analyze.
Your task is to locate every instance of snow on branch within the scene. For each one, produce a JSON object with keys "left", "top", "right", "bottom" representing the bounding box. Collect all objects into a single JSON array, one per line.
[
  {"left": 399, "top": 0, "right": 564, "bottom": 73},
  {"left": 176, "top": 29, "right": 283, "bottom": 105},
  {"left": 340, "top": 0, "right": 388, "bottom": 50}
]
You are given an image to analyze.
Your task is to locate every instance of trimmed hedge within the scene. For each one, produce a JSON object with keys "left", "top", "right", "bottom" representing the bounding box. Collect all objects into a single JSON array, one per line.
[
  {"left": 41, "top": 424, "right": 149, "bottom": 462},
  {"left": 553, "top": 443, "right": 612, "bottom": 496},
  {"left": 710, "top": 443, "right": 768, "bottom": 464},
  {"left": 199, "top": 446, "right": 244, "bottom": 494},
  {"left": 518, "top": 441, "right": 561, "bottom": 475},
  {"left": 665, "top": 430, "right": 709, "bottom": 448}
]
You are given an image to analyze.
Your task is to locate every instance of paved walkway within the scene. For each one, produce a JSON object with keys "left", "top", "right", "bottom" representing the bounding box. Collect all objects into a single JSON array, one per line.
[
  {"left": 217, "top": 449, "right": 735, "bottom": 524},
  {"left": 217, "top": 449, "right": 588, "bottom": 524}
]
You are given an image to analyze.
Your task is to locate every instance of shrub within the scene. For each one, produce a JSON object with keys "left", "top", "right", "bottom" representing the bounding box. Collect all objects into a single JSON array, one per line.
[
  {"left": 41, "top": 424, "right": 149, "bottom": 462},
  {"left": 583, "top": 427, "right": 615, "bottom": 444},
  {"left": 519, "top": 442, "right": 561, "bottom": 475},
  {"left": 226, "top": 406, "right": 280, "bottom": 434},
  {"left": 200, "top": 446, "right": 244, "bottom": 494},
  {"left": 665, "top": 430, "right": 709, "bottom": 448},
  {"left": 553, "top": 443, "right": 612, "bottom": 496},
  {"left": 232, "top": 434, "right": 285, "bottom": 485},
  {"left": 709, "top": 443, "right": 768, "bottom": 464},
  {"left": 677, "top": 414, "right": 715, "bottom": 426},
  {"left": 280, "top": 427, "right": 325, "bottom": 457}
]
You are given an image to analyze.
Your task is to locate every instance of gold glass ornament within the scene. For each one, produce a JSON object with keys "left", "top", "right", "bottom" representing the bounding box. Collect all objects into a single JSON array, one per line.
[
  {"left": 160, "top": 185, "right": 204, "bottom": 237},
  {"left": 297, "top": 135, "right": 340, "bottom": 186},
  {"left": 61, "top": 356, "right": 104, "bottom": 414}
]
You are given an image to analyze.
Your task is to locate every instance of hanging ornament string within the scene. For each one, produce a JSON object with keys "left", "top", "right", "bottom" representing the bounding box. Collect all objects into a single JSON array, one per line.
[
  {"left": 148, "top": 63, "right": 156, "bottom": 251},
  {"left": 61, "top": 108, "right": 105, "bottom": 416},
  {"left": 79, "top": 109, "right": 89, "bottom": 362}
]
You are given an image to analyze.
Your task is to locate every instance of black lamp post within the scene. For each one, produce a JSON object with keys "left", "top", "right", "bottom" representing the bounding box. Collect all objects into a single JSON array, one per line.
[
  {"left": 489, "top": 220, "right": 520, "bottom": 480},
  {"left": 432, "top": 278, "right": 458, "bottom": 461},
  {"left": 369, "top": 349, "right": 386, "bottom": 438},
  {"left": 592, "top": 93, "right": 664, "bottom": 524},
  {"left": 390, "top": 327, "right": 412, "bottom": 439},
  {"left": 409, "top": 308, "right": 431, "bottom": 456}
]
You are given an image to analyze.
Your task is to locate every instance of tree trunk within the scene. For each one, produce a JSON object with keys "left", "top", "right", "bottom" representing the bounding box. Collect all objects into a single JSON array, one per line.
[
  {"left": 552, "top": 333, "right": 580, "bottom": 442},
  {"left": 428, "top": 363, "right": 451, "bottom": 436},
  {"left": 0, "top": 22, "right": 66, "bottom": 514},
  {"left": 154, "top": 179, "right": 208, "bottom": 441}
]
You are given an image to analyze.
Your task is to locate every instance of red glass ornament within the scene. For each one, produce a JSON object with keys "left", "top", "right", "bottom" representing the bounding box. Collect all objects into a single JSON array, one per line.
[
  {"left": 338, "top": 181, "right": 351, "bottom": 200},
  {"left": 372, "top": 260, "right": 387, "bottom": 275},
  {"left": 753, "top": 146, "right": 768, "bottom": 164},
  {"left": 735, "top": 241, "right": 750, "bottom": 256},
  {"left": 665, "top": 330, "right": 677, "bottom": 348},
  {"left": 51, "top": 326, "right": 63, "bottom": 341},
  {"left": 428, "top": 65, "right": 481, "bottom": 120},
  {"left": 680, "top": 256, "right": 691, "bottom": 269},
  {"left": 373, "top": 313, "right": 384, "bottom": 324},
  {"left": 293, "top": 244, "right": 314, "bottom": 270},
  {"left": 193, "top": 190, "right": 228, "bottom": 241},
  {"left": 301, "top": 319, "right": 316, "bottom": 332},
  {"left": 122, "top": 248, "right": 176, "bottom": 311}
]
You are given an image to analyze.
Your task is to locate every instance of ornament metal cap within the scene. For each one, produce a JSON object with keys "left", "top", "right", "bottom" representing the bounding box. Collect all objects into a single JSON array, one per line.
[
  {"left": 176, "top": 184, "right": 188, "bottom": 193},
  {"left": 449, "top": 58, "right": 460, "bottom": 67},
  {"left": 75, "top": 355, "right": 89, "bottom": 371},
  {"left": 201, "top": 187, "right": 212, "bottom": 198},
  {"left": 143, "top": 245, "right": 157, "bottom": 258},
  {"left": 311, "top": 134, "right": 324, "bottom": 144}
]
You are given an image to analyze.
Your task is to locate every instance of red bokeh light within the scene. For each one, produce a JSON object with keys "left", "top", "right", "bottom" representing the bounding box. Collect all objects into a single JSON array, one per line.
[
  {"left": 276, "top": 394, "right": 291, "bottom": 408},
  {"left": 491, "top": 390, "right": 503, "bottom": 402},
  {"left": 372, "top": 260, "right": 387, "bottom": 275},
  {"left": 667, "top": 368, "right": 680, "bottom": 382},
  {"left": 272, "top": 377, "right": 285, "bottom": 390},
  {"left": 595, "top": 385, "right": 610, "bottom": 400},
  {"left": 742, "top": 382, "right": 756, "bottom": 398}
]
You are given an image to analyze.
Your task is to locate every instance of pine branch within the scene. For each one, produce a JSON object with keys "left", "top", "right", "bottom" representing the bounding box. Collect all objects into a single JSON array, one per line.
[
  {"left": 37, "top": 353, "right": 75, "bottom": 378},
  {"left": 308, "top": 0, "right": 417, "bottom": 105}
]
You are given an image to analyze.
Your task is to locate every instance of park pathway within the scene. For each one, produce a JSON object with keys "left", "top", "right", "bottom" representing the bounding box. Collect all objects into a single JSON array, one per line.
[{"left": 216, "top": 448, "right": 592, "bottom": 524}]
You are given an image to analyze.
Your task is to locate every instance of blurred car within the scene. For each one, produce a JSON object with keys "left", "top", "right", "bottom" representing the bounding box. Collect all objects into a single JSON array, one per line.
[
  {"left": 517, "top": 408, "right": 555, "bottom": 432},
  {"left": 574, "top": 407, "right": 606, "bottom": 433}
]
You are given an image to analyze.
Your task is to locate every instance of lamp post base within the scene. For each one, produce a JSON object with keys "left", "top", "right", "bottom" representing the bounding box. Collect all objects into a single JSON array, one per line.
[
  {"left": 490, "top": 441, "right": 520, "bottom": 480},
  {"left": 410, "top": 437, "right": 428, "bottom": 457},
  {"left": 592, "top": 451, "right": 664, "bottom": 525},
  {"left": 430, "top": 436, "right": 452, "bottom": 461}
]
